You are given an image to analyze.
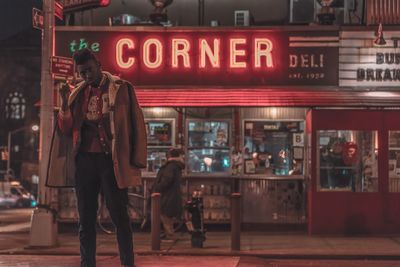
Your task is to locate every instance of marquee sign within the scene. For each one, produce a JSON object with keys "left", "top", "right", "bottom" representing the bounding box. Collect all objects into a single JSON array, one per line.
[
  {"left": 55, "top": 27, "right": 339, "bottom": 87},
  {"left": 340, "top": 31, "right": 400, "bottom": 87}
]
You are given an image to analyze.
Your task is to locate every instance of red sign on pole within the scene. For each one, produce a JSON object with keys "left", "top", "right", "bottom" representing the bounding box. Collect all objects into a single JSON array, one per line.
[{"left": 51, "top": 56, "right": 74, "bottom": 78}]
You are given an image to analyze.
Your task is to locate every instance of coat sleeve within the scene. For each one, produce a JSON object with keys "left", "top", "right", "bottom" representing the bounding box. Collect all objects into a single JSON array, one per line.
[
  {"left": 57, "top": 108, "right": 73, "bottom": 136},
  {"left": 153, "top": 165, "right": 176, "bottom": 193},
  {"left": 126, "top": 83, "right": 147, "bottom": 168}
]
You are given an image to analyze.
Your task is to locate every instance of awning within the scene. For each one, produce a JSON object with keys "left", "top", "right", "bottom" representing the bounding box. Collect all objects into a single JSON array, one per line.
[
  {"left": 35, "top": 87, "right": 400, "bottom": 108},
  {"left": 135, "top": 87, "right": 400, "bottom": 107}
]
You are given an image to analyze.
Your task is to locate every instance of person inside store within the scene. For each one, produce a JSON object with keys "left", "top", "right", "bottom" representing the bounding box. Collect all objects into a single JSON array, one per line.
[
  {"left": 211, "top": 150, "right": 225, "bottom": 172},
  {"left": 48, "top": 48, "right": 147, "bottom": 267},
  {"left": 151, "top": 148, "right": 185, "bottom": 240}
]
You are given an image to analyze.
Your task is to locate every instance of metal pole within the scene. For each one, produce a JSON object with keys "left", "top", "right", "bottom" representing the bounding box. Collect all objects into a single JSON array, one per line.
[
  {"left": 38, "top": 0, "right": 55, "bottom": 206},
  {"left": 231, "top": 192, "right": 241, "bottom": 251},
  {"left": 151, "top": 192, "right": 161, "bottom": 251},
  {"left": 29, "top": 0, "right": 56, "bottom": 247},
  {"left": 7, "top": 131, "right": 11, "bottom": 171}
]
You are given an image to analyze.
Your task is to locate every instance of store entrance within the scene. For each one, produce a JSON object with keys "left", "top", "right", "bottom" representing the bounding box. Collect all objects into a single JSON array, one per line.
[{"left": 307, "top": 109, "right": 400, "bottom": 235}]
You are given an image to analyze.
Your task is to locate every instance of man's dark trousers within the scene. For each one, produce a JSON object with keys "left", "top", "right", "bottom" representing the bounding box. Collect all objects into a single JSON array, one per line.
[{"left": 75, "top": 152, "right": 134, "bottom": 267}]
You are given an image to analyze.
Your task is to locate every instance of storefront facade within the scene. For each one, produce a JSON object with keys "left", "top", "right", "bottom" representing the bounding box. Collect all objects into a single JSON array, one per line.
[
  {"left": 308, "top": 29, "right": 400, "bottom": 234},
  {"left": 54, "top": 26, "right": 400, "bottom": 234}
]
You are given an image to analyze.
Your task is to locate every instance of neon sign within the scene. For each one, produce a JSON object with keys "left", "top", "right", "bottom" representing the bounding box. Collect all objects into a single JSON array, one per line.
[
  {"left": 113, "top": 36, "right": 275, "bottom": 70},
  {"left": 56, "top": 28, "right": 338, "bottom": 86}
]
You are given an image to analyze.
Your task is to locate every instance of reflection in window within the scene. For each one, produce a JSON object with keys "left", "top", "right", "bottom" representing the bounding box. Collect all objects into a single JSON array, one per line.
[
  {"left": 318, "top": 130, "right": 378, "bottom": 192},
  {"left": 243, "top": 121, "right": 304, "bottom": 176},
  {"left": 187, "top": 121, "right": 230, "bottom": 173},
  {"left": 5, "top": 91, "right": 26, "bottom": 120},
  {"left": 147, "top": 148, "right": 168, "bottom": 173},
  {"left": 389, "top": 131, "right": 400, "bottom": 192}
]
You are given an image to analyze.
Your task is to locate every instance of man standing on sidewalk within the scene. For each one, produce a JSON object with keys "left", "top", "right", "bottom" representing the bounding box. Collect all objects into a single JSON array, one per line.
[
  {"left": 152, "top": 148, "right": 185, "bottom": 240},
  {"left": 46, "top": 48, "right": 147, "bottom": 267}
]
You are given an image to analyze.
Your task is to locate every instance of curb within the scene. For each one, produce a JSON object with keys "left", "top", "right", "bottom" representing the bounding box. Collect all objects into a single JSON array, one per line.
[{"left": 1, "top": 249, "right": 400, "bottom": 260}]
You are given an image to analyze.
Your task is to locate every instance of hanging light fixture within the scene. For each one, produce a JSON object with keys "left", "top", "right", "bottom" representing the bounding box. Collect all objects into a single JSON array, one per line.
[{"left": 374, "top": 23, "right": 387, "bottom": 46}]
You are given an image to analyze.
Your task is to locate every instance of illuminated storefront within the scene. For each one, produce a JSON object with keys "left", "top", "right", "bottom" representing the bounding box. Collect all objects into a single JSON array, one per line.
[{"left": 54, "top": 26, "right": 400, "bottom": 234}]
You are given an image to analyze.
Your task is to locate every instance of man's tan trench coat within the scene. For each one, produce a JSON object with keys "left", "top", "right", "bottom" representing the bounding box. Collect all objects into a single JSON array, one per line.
[{"left": 46, "top": 72, "right": 147, "bottom": 189}]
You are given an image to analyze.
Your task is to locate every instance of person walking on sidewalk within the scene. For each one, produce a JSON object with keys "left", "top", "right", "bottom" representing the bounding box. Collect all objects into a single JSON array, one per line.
[
  {"left": 152, "top": 148, "right": 185, "bottom": 240},
  {"left": 46, "top": 48, "right": 147, "bottom": 267}
]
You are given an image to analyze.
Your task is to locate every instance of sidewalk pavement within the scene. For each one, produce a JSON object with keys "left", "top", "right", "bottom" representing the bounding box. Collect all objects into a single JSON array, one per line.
[{"left": 2, "top": 231, "right": 400, "bottom": 260}]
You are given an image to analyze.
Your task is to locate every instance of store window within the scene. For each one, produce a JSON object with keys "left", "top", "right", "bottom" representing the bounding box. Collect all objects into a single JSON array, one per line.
[
  {"left": 5, "top": 91, "right": 26, "bottom": 120},
  {"left": 389, "top": 131, "right": 400, "bottom": 192},
  {"left": 318, "top": 130, "right": 378, "bottom": 192},
  {"left": 187, "top": 120, "right": 230, "bottom": 173},
  {"left": 243, "top": 120, "right": 304, "bottom": 176},
  {"left": 145, "top": 119, "right": 175, "bottom": 173}
]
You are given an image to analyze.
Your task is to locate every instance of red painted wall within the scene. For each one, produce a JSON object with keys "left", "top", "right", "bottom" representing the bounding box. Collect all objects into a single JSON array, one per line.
[{"left": 308, "top": 109, "right": 400, "bottom": 235}]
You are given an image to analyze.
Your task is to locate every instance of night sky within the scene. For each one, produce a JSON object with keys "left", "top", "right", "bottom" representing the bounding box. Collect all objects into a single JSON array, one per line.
[{"left": 0, "top": 0, "right": 42, "bottom": 41}]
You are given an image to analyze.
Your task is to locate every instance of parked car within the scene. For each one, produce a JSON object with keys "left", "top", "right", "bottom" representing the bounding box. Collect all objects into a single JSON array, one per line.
[{"left": 0, "top": 181, "right": 37, "bottom": 208}]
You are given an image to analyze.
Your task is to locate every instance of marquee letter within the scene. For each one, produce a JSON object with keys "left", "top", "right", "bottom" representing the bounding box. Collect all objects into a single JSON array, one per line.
[
  {"left": 199, "top": 38, "right": 220, "bottom": 68},
  {"left": 143, "top": 38, "right": 163, "bottom": 69},
  {"left": 116, "top": 38, "right": 135, "bottom": 69},
  {"left": 172, "top": 39, "right": 191, "bottom": 68},
  {"left": 254, "top": 38, "right": 274, "bottom": 68},
  {"left": 230, "top": 38, "right": 247, "bottom": 68}
]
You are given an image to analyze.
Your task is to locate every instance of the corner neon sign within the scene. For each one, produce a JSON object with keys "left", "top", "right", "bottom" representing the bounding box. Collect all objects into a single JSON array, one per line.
[
  {"left": 57, "top": 29, "right": 338, "bottom": 86},
  {"left": 114, "top": 36, "right": 274, "bottom": 70}
]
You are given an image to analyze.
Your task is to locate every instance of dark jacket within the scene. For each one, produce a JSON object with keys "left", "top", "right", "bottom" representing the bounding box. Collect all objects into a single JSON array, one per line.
[
  {"left": 46, "top": 71, "right": 147, "bottom": 189},
  {"left": 152, "top": 159, "right": 184, "bottom": 218}
]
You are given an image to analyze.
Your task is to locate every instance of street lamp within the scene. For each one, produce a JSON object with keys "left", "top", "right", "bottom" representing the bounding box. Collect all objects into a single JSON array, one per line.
[{"left": 7, "top": 125, "right": 39, "bottom": 173}]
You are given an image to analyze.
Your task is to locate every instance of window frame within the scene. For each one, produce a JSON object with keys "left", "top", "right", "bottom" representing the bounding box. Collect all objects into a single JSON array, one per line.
[
  {"left": 241, "top": 118, "right": 306, "bottom": 178},
  {"left": 185, "top": 118, "right": 232, "bottom": 175}
]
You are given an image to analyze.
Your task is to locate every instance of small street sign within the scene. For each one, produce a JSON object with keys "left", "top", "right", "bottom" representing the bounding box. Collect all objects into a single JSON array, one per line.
[
  {"left": 32, "top": 8, "right": 44, "bottom": 30},
  {"left": 51, "top": 56, "right": 74, "bottom": 78}
]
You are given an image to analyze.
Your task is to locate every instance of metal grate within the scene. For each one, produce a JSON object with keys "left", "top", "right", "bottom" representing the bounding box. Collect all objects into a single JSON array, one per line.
[{"left": 366, "top": 0, "right": 400, "bottom": 25}]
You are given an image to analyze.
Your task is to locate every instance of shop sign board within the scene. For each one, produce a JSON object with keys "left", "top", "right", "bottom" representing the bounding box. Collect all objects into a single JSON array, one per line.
[
  {"left": 339, "top": 31, "right": 400, "bottom": 87},
  {"left": 55, "top": 27, "right": 339, "bottom": 87},
  {"left": 59, "top": 0, "right": 110, "bottom": 13},
  {"left": 51, "top": 56, "right": 74, "bottom": 78}
]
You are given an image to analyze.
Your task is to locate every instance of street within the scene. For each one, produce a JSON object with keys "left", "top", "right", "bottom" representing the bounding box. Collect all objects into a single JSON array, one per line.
[
  {"left": 0, "top": 208, "right": 32, "bottom": 233},
  {"left": 1, "top": 208, "right": 400, "bottom": 266}
]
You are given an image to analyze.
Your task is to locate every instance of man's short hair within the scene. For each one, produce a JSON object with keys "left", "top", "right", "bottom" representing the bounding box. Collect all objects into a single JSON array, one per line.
[
  {"left": 72, "top": 48, "right": 99, "bottom": 65},
  {"left": 168, "top": 148, "right": 183, "bottom": 158}
]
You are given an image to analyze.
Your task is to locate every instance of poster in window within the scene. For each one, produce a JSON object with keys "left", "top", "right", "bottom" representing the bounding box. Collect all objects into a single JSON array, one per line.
[
  {"left": 293, "top": 133, "right": 304, "bottom": 147},
  {"left": 293, "top": 147, "right": 303, "bottom": 160},
  {"left": 146, "top": 120, "right": 173, "bottom": 146},
  {"left": 244, "top": 160, "right": 256, "bottom": 174}
]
